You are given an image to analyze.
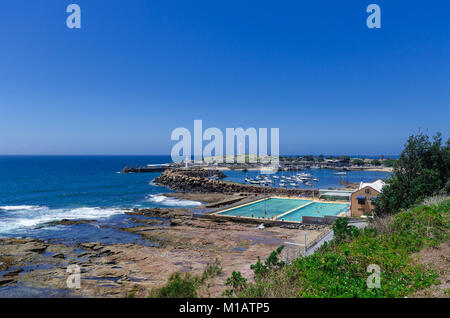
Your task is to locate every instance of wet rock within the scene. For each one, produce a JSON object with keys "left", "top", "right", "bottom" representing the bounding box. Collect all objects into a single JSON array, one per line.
[
  {"left": 52, "top": 253, "right": 65, "bottom": 259},
  {"left": 130, "top": 218, "right": 165, "bottom": 226},
  {"left": 55, "top": 219, "right": 95, "bottom": 226},
  {"left": 79, "top": 242, "right": 98, "bottom": 250},
  {"left": 4, "top": 268, "right": 23, "bottom": 277},
  {"left": 23, "top": 242, "right": 48, "bottom": 253},
  {"left": 0, "top": 278, "right": 15, "bottom": 286}
]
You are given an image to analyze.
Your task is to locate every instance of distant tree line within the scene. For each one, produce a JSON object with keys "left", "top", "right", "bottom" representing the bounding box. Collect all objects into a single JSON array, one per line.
[{"left": 280, "top": 155, "right": 393, "bottom": 166}]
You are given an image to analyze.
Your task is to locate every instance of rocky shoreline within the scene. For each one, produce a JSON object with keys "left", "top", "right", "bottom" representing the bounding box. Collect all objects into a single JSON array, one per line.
[
  {"left": 0, "top": 169, "right": 327, "bottom": 297},
  {"left": 154, "top": 169, "right": 318, "bottom": 196},
  {"left": 0, "top": 205, "right": 328, "bottom": 298}
]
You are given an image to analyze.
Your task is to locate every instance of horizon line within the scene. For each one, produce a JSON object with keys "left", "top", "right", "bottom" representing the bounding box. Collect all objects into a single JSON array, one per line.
[{"left": 0, "top": 153, "right": 400, "bottom": 157}]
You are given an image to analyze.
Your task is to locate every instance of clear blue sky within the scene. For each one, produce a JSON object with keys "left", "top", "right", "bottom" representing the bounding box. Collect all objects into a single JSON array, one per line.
[{"left": 0, "top": 0, "right": 448, "bottom": 156}]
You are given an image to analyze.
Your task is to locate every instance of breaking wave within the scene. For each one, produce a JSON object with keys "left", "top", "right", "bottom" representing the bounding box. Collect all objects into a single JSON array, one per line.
[
  {"left": 0, "top": 205, "right": 124, "bottom": 234},
  {"left": 146, "top": 194, "right": 202, "bottom": 207},
  {"left": 0, "top": 205, "right": 44, "bottom": 211}
]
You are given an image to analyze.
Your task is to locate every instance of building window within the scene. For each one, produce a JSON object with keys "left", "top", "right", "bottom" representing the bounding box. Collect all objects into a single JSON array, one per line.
[
  {"left": 357, "top": 196, "right": 366, "bottom": 205},
  {"left": 365, "top": 189, "right": 371, "bottom": 194}
]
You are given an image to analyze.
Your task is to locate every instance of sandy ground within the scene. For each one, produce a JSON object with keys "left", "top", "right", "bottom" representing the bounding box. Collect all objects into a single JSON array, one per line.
[{"left": 412, "top": 242, "right": 450, "bottom": 298}]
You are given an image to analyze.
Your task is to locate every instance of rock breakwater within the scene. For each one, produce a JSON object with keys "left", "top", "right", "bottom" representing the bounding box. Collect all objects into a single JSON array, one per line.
[{"left": 154, "top": 169, "right": 318, "bottom": 196}]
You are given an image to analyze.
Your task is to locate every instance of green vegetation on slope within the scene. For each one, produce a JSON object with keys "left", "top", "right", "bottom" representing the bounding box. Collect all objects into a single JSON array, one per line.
[
  {"left": 150, "top": 258, "right": 222, "bottom": 298},
  {"left": 223, "top": 198, "right": 449, "bottom": 298}
]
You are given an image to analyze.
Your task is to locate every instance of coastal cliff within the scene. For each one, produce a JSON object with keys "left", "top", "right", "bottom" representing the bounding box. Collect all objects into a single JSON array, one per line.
[{"left": 154, "top": 169, "right": 318, "bottom": 196}]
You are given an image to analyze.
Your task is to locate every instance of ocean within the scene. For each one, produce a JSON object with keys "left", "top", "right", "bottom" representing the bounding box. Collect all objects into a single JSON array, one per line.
[
  {"left": 0, "top": 155, "right": 199, "bottom": 244},
  {"left": 0, "top": 155, "right": 390, "bottom": 244}
]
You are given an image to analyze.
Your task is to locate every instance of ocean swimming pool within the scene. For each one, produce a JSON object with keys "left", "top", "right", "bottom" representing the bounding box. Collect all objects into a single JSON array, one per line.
[
  {"left": 278, "top": 202, "right": 350, "bottom": 222},
  {"left": 216, "top": 197, "right": 349, "bottom": 222},
  {"left": 217, "top": 198, "right": 311, "bottom": 219}
]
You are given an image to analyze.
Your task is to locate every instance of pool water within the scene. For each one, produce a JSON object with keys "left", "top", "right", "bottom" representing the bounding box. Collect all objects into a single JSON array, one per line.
[
  {"left": 278, "top": 202, "right": 350, "bottom": 222},
  {"left": 217, "top": 198, "right": 349, "bottom": 222},
  {"left": 218, "top": 198, "right": 311, "bottom": 219}
]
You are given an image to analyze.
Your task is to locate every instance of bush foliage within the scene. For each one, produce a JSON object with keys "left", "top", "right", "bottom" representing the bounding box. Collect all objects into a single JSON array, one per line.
[
  {"left": 375, "top": 132, "right": 449, "bottom": 215},
  {"left": 150, "top": 258, "right": 222, "bottom": 298}
]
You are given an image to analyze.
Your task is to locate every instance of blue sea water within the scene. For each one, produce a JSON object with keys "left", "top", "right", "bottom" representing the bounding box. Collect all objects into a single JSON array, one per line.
[
  {"left": 0, "top": 155, "right": 199, "bottom": 244},
  {"left": 0, "top": 156, "right": 390, "bottom": 245}
]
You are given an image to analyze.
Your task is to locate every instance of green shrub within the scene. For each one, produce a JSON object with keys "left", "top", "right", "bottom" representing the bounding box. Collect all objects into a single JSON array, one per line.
[
  {"left": 352, "top": 159, "right": 365, "bottom": 166},
  {"left": 332, "top": 217, "right": 361, "bottom": 242},
  {"left": 151, "top": 259, "right": 223, "bottom": 298},
  {"left": 371, "top": 159, "right": 381, "bottom": 166},
  {"left": 222, "top": 271, "right": 248, "bottom": 297},
  {"left": 250, "top": 245, "right": 285, "bottom": 279},
  {"left": 151, "top": 272, "right": 200, "bottom": 298},
  {"left": 376, "top": 132, "right": 449, "bottom": 215},
  {"left": 202, "top": 258, "right": 223, "bottom": 281}
]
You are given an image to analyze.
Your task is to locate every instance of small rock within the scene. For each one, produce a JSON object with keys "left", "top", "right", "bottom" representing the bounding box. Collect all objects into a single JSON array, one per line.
[
  {"left": 52, "top": 253, "right": 65, "bottom": 259},
  {"left": 0, "top": 278, "right": 15, "bottom": 286},
  {"left": 23, "top": 242, "right": 49, "bottom": 253},
  {"left": 79, "top": 242, "right": 98, "bottom": 250},
  {"left": 4, "top": 268, "right": 23, "bottom": 277}
]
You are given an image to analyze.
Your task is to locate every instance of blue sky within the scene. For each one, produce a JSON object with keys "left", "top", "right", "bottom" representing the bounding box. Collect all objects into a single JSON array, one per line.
[{"left": 0, "top": 0, "right": 448, "bottom": 155}]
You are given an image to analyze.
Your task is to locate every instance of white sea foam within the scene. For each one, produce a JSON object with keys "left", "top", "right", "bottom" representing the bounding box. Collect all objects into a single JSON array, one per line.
[
  {"left": 0, "top": 206, "right": 125, "bottom": 234},
  {"left": 146, "top": 194, "right": 202, "bottom": 207},
  {"left": 0, "top": 205, "right": 45, "bottom": 211},
  {"left": 146, "top": 163, "right": 170, "bottom": 167}
]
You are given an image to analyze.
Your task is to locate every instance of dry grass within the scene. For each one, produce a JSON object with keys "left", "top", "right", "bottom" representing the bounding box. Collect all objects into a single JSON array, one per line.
[
  {"left": 421, "top": 195, "right": 450, "bottom": 207},
  {"left": 412, "top": 242, "right": 450, "bottom": 298},
  {"left": 368, "top": 214, "right": 395, "bottom": 235},
  {"left": 369, "top": 195, "right": 449, "bottom": 236}
]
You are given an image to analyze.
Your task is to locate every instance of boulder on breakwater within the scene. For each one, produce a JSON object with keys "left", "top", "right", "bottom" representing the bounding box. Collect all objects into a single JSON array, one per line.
[{"left": 120, "top": 166, "right": 168, "bottom": 173}]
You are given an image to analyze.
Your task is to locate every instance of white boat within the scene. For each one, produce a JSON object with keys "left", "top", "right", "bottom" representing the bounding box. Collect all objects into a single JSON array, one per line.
[
  {"left": 290, "top": 183, "right": 297, "bottom": 186},
  {"left": 313, "top": 178, "right": 319, "bottom": 182},
  {"left": 335, "top": 171, "right": 347, "bottom": 175}
]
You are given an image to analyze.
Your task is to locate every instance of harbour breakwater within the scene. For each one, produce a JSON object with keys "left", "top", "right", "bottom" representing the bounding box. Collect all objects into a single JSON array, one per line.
[
  {"left": 120, "top": 165, "right": 169, "bottom": 173},
  {"left": 154, "top": 169, "right": 318, "bottom": 196}
]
